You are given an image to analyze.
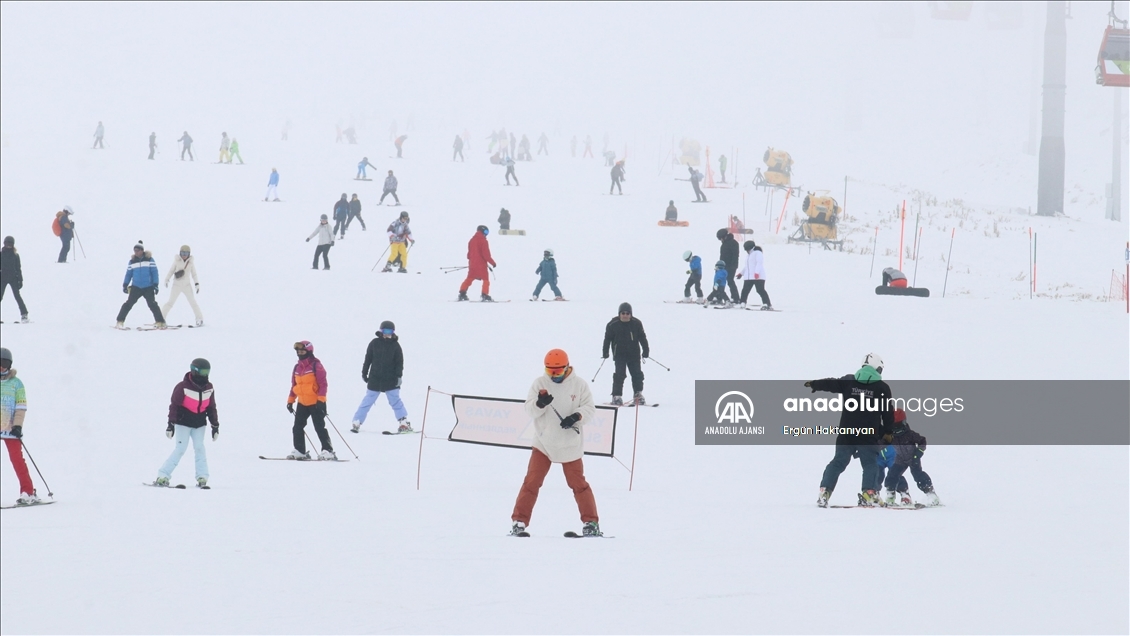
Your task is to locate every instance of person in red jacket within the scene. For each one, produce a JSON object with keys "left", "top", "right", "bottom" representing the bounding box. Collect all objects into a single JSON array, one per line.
[{"left": 457, "top": 225, "right": 497, "bottom": 302}]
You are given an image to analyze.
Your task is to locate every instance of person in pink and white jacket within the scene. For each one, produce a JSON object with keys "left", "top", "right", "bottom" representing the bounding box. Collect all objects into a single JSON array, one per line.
[{"left": 153, "top": 358, "right": 218, "bottom": 488}]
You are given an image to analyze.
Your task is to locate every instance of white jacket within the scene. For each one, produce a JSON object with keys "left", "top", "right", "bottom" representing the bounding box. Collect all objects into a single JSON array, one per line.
[
  {"left": 523, "top": 370, "right": 596, "bottom": 463},
  {"left": 308, "top": 223, "right": 334, "bottom": 245},
  {"left": 164, "top": 255, "right": 199, "bottom": 288},
  {"left": 740, "top": 248, "right": 766, "bottom": 280}
]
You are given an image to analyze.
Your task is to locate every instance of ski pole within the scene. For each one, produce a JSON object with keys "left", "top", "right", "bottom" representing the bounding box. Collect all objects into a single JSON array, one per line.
[
  {"left": 20, "top": 440, "right": 53, "bottom": 497},
  {"left": 646, "top": 357, "right": 671, "bottom": 371},
  {"left": 549, "top": 404, "right": 579, "bottom": 435},
  {"left": 324, "top": 415, "right": 359, "bottom": 460},
  {"left": 73, "top": 230, "right": 87, "bottom": 259},
  {"left": 440, "top": 266, "right": 467, "bottom": 274},
  {"left": 370, "top": 244, "right": 391, "bottom": 272},
  {"left": 591, "top": 357, "right": 607, "bottom": 382}
]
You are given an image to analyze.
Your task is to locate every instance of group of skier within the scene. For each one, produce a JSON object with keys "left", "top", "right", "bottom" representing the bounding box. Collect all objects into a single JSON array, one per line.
[
  {"left": 114, "top": 241, "right": 205, "bottom": 329},
  {"left": 678, "top": 229, "right": 772, "bottom": 310}
]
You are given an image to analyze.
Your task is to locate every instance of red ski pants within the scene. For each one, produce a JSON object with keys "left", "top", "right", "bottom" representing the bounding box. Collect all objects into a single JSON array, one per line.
[
  {"left": 459, "top": 274, "right": 490, "bottom": 295},
  {"left": 512, "top": 448, "right": 598, "bottom": 525},
  {"left": 4, "top": 438, "right": 35, "bottom": 495}
]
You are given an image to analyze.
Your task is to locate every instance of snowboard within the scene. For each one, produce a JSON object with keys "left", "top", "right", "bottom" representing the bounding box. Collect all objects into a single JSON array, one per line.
[
  {"left": 657, "top": 220, "right": 690, "bottom": 227},
  {"left": 143, "top": 482, "right": 186, "bottom": 489},
  {"left": 1, "top": 500, "right": 56, "bottom": 510},
  {"left": 498, "top": 229, "right": 526, "bottom": 236},
  {"left": 875, "top": 286, "right": 930, "bottom": 298},
  {"left": 564, "top": 531, "right": 614, "bottom": 538},
  {"left": 354, "top": 178, "right": 373, "bottom": 181}
]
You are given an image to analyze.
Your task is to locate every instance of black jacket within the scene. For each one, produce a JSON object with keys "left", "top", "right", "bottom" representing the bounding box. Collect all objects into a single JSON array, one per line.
[
  {"left": 891, "top": 423, "right": 927, "bottom": 465},
  {"left": 0, "top": 247, "right": 22, "bottom": 285},
  {"left": 334, "top": 198, "right": 350, "bottom": 220},
  {"left": 720, "top": 234, "right": 739, "bottom": 271},
  {"left": 362, "top": 336, "right": 404, "bottom": 392},
  {"left": 603, "top": 317, "right": 649, "bottom": 360},
  {"left": 808, "top": 374, "right": 895, "bottom": 443}
]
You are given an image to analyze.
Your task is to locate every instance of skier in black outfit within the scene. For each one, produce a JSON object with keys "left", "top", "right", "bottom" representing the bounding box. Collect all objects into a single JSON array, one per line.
[
  {"left": 498, "top": 208, "right": 511, "bottom": 231},
  {"left": 717, "top": 229, "right": 740, "bottom": 302},
  {"left": 350, "top": 320, "right": 411, "bottom": 434},
  {"left": 808, "top": 353, "right": 896, "bottom": 508},
  {"left": 56, "top": 207, "right": 75, "bottom": 263},
  {"left": 610, "top": 161, "right": 625, "bottom": 194},
  {"left": 1, "top": 236, "right": 29, "bottom": 322},
  {"left": 881, "top": 409, "right": 941, "bottom": 506},
  {"left": 178, "top": 131, "right": 194, "bottom": 160},
  {"left": 453, "top": 135, "right": 465, "bottom": 162},
  {"left": 602, "top": 302, "right": 650, "bottom": 406},
  {"left": 332, "top": 194, "right": 350, "bottom": 240},
  {"left": 346, "top": 194, "right": 366, "bottom": 232},
  {"left": 148, "top": 132, "right": 157, "bottom": 160}
]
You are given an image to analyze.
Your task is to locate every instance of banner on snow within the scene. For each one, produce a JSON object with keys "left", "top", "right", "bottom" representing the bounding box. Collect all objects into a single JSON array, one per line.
[{"left": 447, "top": 394, "right": 619, "bottom": 457}]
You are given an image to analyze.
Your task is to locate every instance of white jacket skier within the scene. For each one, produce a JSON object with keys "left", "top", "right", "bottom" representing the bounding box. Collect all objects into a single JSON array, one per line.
[
  {"left": 739, "top": 247, "right": 765, "bottom": 280},
  {"left": 162, "top": 246, "right": 203, "bottom": 325},
  {"left": 523, "top": 359, "right": 596, "bottom": 463}
]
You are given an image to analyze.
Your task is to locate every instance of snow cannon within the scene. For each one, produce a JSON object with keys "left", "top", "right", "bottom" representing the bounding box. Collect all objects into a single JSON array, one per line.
[{"left": 787, "top": 193, "right": 843, "bottom": 250}]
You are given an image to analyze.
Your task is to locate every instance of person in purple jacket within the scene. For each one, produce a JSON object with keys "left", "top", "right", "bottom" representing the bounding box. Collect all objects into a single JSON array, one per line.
[
  {"left": 153, "top": 358, "right": 218, "bottom": 488},
  {"left": 881, "top": 409, "right": 941, "bottom": 507}
]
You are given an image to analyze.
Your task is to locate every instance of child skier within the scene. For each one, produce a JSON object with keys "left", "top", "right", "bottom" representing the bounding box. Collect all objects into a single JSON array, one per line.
[
  {"left": 736, "top": 240, "right": 772, "bottom": 310},
  {"left": 510, "top": 349, "right": 600, "bottom": 537},
  {"left": 1, "top": 236, "right": 29, "bottom": 322},
  {"left": 116, "top": 241, "right": 166, "bottom": 329},
  {"left": 531, "top": 249, "right": 564, "bottom": 301},
  {"left": 705, "top": 260, "right": 730, "bottom": 306},
  {"left": 154, "top": 358, "right": 218, "bottom": 488},
  {"left": 0, "top": 347, "right": 40, "bottom": 505},
  {"left": 382, "top": 211, "right": 414, "bottom": 273},
  {"left": 306, "top": 215, "right": 334, "bottom": 270},
  {"left": 351, "top": 321, "right": 410, "bottom": 434},
  {"left": 286, "top": 341, "right": 335, "bottom": 460},
  {"left": 161, "top": 245, "right": 203, "bottom": 327},
  {"left": 681, "top": 250, "right": 702, "bottom": 303},
  {"left": 882, "top": 409, "right": 941, "bottom": 507}
]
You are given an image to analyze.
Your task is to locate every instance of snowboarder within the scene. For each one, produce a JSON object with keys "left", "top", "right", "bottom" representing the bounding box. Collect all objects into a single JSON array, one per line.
[
  {"left": 154, "top": 358, "right": 218, "bottom": 488},
  {"left": 498, "top": 207, "right": 511, "bottom": 231},
  {"left": 116, "top": 242, "right": 166, "bottom": 329},
  {"left": 0, "top": 348, "right": 39, "bottom": 504},
  {"left": 218, "top": 132, "right": 231, "bottom": 163},
  {"left": 394, "top": 134, "right": 407, "bottom": 158},
  {"left": 882, "top": 267, "right": 908, "bottom": 288},
  {"left": 55, "top": 207, "right": 74, "bottom": 263},
  {"left": 332, "top": 194, "right": 350, "bottom": 240},
  {"left": 682, "top": 250, "right": 703, "bottom": 302},
  {"left": 705, "top": 260, "right": 730, "bottom": 306},
  {"left": 610, "top": 160, "right": 625, "bottom": 194},
  {"left": 93, "top": 121, "right": 105, "bottom": 149},
  {"left": 717, "top": 229, "right": 740, "bottom": 302},
  {"left": 537, "top": 132, "right": 549, "bottom": 156},
  {"left": 229, "top": 138, "right": 243, "bottom": 164},
  {"left": 719, "top": 154, "right": 728, "bottom": 183},
  {"left": 306, "top": 215, "right": 334, "bottom": 270},
  {"left": 265, "top": 168, "right": 280, "bottom": 201},
  {"left": 531, "top": 249, "right": 564, "bottom": 301},
  {"left": 453, "top": 135, "right": 464, "bottom": 162},
  {"left": 583, "top": 135, "right": 593, "bottom": 158},
  {"left": 881, "top": 409, "right": 941, "bottom": 507},
  {"left": 504, "top": 155, "right": 519, "bottom": 186},
  {"left": 178, "top": 131, "right": 194, "bottom": 161},
  {"left": 690, "top": 166, "right": 707, "bottom": 202},
  {"left": 510, "top": 349, "right": 600, "bottom": 537},
  {"left": 736, "top": 240, "right": 772, "bottom": 310},
  {"left": 346, "top": 194, "right": 366, "bottom": 232},
  {"left": 350, "top": 321, "right": 410, "bottom": 434},
  {"left": 379, "top": 170, "right": 400, "bottom": 205},
  {"left": 601, "top": 302, "right": 650, "bottom": 405},
  {"left": 382, "top": 211, "right": 414, "bottom": 273},
  {"left": 665, "top": 201, "right": 679, "bottom": 222},
  {"left": 457, "top": 225, "right": 496, "bottom": 301},
  {"left": 286, "top": 341, "right": 335, "bottom": 460},
  {"left": 148, "top": 132, "right": 157, "bottom": 160},
  {"left": 1, "top": 237, "right": 29, "bottom": 323},
  {"left": 357, "top": 156, "right": 377, "bottom": 179},
  {"left": 161, "top": 245, "right": 204, "bottom": 327},
  {"left": 808, "top": 353, "right": 896, "bottom": 508}
]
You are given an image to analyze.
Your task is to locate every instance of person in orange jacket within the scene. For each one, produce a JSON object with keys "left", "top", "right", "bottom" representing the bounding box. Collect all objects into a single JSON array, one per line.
[
  {"left": 286, "top": 340, "right": 335, "bottom": 460},
  {"left": 457, "top": 225, "right": 497, "bottom": 302}
]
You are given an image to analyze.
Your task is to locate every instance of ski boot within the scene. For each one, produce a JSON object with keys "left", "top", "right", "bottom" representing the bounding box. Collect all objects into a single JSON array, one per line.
[
  {"left": 922, "top": 488, "right": 942, "bottom": 507},
  {"left": 738, "top": 302, "right": 747, "bottom": 309},
  {"left": 610, "top": 395, "right": 624, "bottom": 406},
  {"left": 677, "top": 297, "right": 694, "bottom": 304},
  {"left": 530, "top": 296, "right": 539, "bottom": 302},
  {"left": 319, "top": 449, "right": 338, "bottom": 461},
  {"left": 510, "top": 521, "right": 529, "bottom": 537},
  {"left": 20, "top": 315, "right": 29, "bottom": 324},
  {"left": 897, "top": 491, "right": 914, "bottom": 507},
  {"left": 457, "top": 291, "right": 469, "bottom": 302},
  {"left": 633, "top": 392, "right": 646, "bottom": 405},
  {"left": 155, "top": 322, "right": 168, "bottom": 330},
  {"left": 883, "top": 489, "right": 897, "bottom": 507},
  {"left": 397, "top": 418, "right": 414, "bottom": 434},
  {"left": 195, "top": 320, "right": 204, "bottom": 327},
  {"left": 381, "top": 264, "right": 393, "bottom": 273},
  {"left": 197, "top": 477, "right": 208, "bottom": 488},
  {"left": 481, "top": 294, "right": 494, "bottom": 302},
  {"left": 554, "top": 296, "right": 566, "bottom": 301},
  {"left": 857, "top": 490, "right": 880, "bottom": 507},
  {"left": 817, "top": 487, "right": 831, "bottom": 508},
  {"left": 761, "top": 305, "right": 774, "bottom": 311},
  {"left": 287, "top": 449, "right": 310, "bottom": 460},
  {"left": 17, "top": 492, "right": 41, "bottom": 505},
  {"left": 350, "top": 420, "right": 362, "bottom": 433},
  {"left": 115, "top": 321, "right": 126, "bottom": 329},
  {"left": 582, "top": 521, "right": 602, "bottom": 537},
  {"left": 154, "top": 476, "right": 170, "bottom": 487},
  {"left": 397, "top": 267, "right": 407, "bottom": 273}
]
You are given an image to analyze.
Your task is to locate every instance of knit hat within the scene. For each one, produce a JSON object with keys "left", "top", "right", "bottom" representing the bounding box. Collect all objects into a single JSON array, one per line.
[
  {"left": 3, "top": 236, "right": 13, "bottom": 247},
  {"left": 133, "top": 241, "right": 145, "bottom": 251},
  {"left": 618, "top": 302, "right": 632, "bottom": 315}
]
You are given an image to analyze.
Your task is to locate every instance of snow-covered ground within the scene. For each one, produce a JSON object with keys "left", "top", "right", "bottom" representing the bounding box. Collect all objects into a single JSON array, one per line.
[{"left": 2, "top": 3, "right": 1128, "bottom": 634}]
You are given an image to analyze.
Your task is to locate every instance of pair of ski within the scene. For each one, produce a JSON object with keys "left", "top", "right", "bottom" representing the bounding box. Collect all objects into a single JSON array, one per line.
[
  {"left": 513, "top": 531, "right": 614, "bottom": 539},
  {"left": 828, "top": 503, "right": 930, "bottom": 510},
  {"left": 258, "top": 455, "right": 350, "bottom": 462},
  {"left": 530, "top": 298, "right": 568, "bottom": 302},
  {"left": 114, "top": 325, "right": 182, "bottom": 331},
  {"left": 711, "top": 304, "right": 782, "bottom": 312},
  {"left": 452, "top": 299, "right": 511, "bottom": 303},
  {"left": 603, "top": 401, "right": 659, "bottom": 408},
  {"left": 1, "top": 500, "right": 55, "bottom": 510},
  {"left": 142, "top": 482, "right": 210, "bottom": 490}
]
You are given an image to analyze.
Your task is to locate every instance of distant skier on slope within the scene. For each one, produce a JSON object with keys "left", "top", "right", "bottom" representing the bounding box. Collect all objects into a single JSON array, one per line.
[
  {"left": 457, "top": 225, "right": 496, "bottom": 302},
  {"left": 382, "top": 211, "right": 414, "bottom": 273},
  {"left": 510, "top": 349, "right": 601, "bottom": 538},
  {"left": 350, "top": 320, "right": 411, "bottom": 434},
  {"left": 229, "top": 137, "right": 243, "bottom": 164},
  {"left": 531, "top": 249, "right": 564, "bottom": 301},
  {"left": 504, "top": 155, "right": 519, "bottom": 186},
  {"left": 93, "top": 121, "right": 105, "bottom": 149},
  {"left": 161, "top": 245, "right": 204, "bottom": 327},
  {"left": 55, "top": 207, "right": 75, "bottom": 263},
  {"left": 379, "top": 170, "right": 400, "bottom": 205},
  {"left": 218, "top": 132, "right": 231, "bottom": 163},
  {"left": 0, "top": 348, "right": 40, "bottom": 505},
  {"left": 719, "top": 154, "right": 728, "bottom": 183},
  {"left": 286, "top": 341, "right": 335, "bottom": 460},
  {"left": 1, "top": 236, "right": 29, "bottom": 323},
  {"left": 690, "top": 166, "right": 707, "bottom": 202},
  {"left": 178, "top": 131, "right": 194, "bottom": 161},
  {"left": 610, "top": 160, "right": 626, "bottom": 195},
  {"left": 537, "top": 132, "right": 549, "bottom": 156},
  {"left": 306, "top": 214, "right": 334, "bottom": 270},
  {"left": 453, "top": 135, "right": 465, "bottom": 162},
  {"left": 148, "top": 132, "right": 158, "bottom": 160},
  {"left": 394, "top": 135, "right": 407, "bottom": 158},
  {"left": 265, "top": 168, "right": 280, "bottom": 201},
  {"left": 332, "top": 194, "right": 350, "bottom": 240},
  {"left": 357, "top": 157, "right": 377, "bottom": 179},
  {"left": 346, "top": 194, "right": 366, "bottom": 232},
  {"left": 602, "top": 302, "right": 649, "bottom": 406},
  {"left": 153, "top": 358, "right": 218, "bottom": 488},
  {"left": 116, "top": 242, "right": 166, "bottom": 329}
]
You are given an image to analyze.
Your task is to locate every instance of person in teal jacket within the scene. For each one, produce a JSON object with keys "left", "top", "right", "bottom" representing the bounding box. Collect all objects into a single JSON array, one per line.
[
  {"left": 531, "top": 250, "right": 564, "bottom": 301},
  {"left": 116, "top": 242, "right": 165, "bottom": 328}
]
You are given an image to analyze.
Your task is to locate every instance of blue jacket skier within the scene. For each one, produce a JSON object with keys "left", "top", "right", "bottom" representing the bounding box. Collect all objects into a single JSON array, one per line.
[
  {"left": 531, "top": 250, "right": 564, "bottom": 301},
  {"left": 682, "top": 250, "right": 702, "bottom": 302},
  {"left": 115, "top": 242, "right": 165, "bottom": 328},
  {"left": 357, "top": 157, "right": 376, "bottom": 179},
  {"left": 705, "top": 260, "right": 729, "bottom": 306}
]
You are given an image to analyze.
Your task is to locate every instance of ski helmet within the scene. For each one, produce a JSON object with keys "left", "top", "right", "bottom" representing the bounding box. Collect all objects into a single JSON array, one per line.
[
  {"left": 544, "top": 249, "right": 554, "bottom": 258},
  {"left": 743, "top": 240, "right": 755, "bottom": 251},
  {"left": 544, "top": 349, "right": 569, "bottom": 369},
  {"left": 190, "top": 358, "right": 211, "bottom": 377},
  {"left": 477, "top": 224, "right": 488, "bottom": 234},
  {"left": 893, "top": 408, "right": 906, "bottom": 424},
  {"left": 716, "top": 228, "right": 729, "bottom": 240},
  {"left": 682, "top": 250, "right": 692, "bottom": 262},
  {"left": 180, "top": 245, "right": 191, "bottom": 254},
  {"left": 3, "top": 236, "right": 13, "bottom": 247},
  {"left": 0, "top": 347, "right": 11, "bottom": 365},
  {"left": 320, "top": 214, "right": 328, "bottom": 220},
  {"left": 715, "top": 260, "right": 726, "bottom": 268},
  {"left": 400, "top": 211, "right": 409, "bottom": 219},
  {"left": 378, "top": 320, "right": 395, "bottom": 335},
  {"left": 862, "top": 353, "right": 884, "bottom": 374}
]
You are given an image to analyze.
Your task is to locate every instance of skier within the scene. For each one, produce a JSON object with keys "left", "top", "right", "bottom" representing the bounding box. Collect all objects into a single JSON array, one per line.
[
  {"left": 498, "top": 207, "right": 511, "bottom": 231},
  {"left": 394, "top": 134, "right": 407, "bottom": 158},
  {"left": 510, "top": 349, "right": 600, "bottom": 537},
  {"left": 178, "top": 131, "right": 194, "bottom": 161},
  {"left": 93, "top": 121, "right": 105, "bottom": 149},
  {"left": 55, "top": 207, "right": 75, "bottom": 263},
  {"left": 218, "top": 132, "right": 230, "bottom": 163},
  {"left": 882, "top": 267, "right": 908, "bottom": 288},
  {"left": 719, "top": 154, "right": 728, "bottom": 183},
  {"left": 583, "top": 135, "right": 593, "bottom": 158},
  {"left": 705, "top": 260, "right": 730, "bottom": 306},
  {"left": 717, "top": 229, "right": 740, "bottom": 302},
  {"left": 382, "top": 211, "right": 414, "bottom": 273},
  {"left": 161, "top": 245, "right": 203, "bottom": 327},
  {"left": 0, "top": 348, "right": 39, "bottom": 505},
  {"left": 808, "top": 353, "right": 896, "bottom": 508},
  {"left": 682, "top": 250, "right": 703, "bottom": 303},
  {"left": 504, "top": 155, "right": 519, "bottom": 186},
  {"left": 148, "top": 132, "right": 157, "bottom": 160},
  {"left": 601, "top": 302, "right": 650, "bottom": 405},
  {"left": 154, "top": 358, "right": 218, "bottom": 488},
  {"left": 286, "top": 341, "right": 335, "bottom": 460},
  {"left": 350, "top": 320, "right": 410, "bottom": 434},
  {"left": 116, "top": 242, "right": 166, "bottom": 329},
  {"left": 452, "top": 135, "right": 464, "bottom": 162},
  {"left": 229, "top": 137, "right": 243, "bottom": 164},
  {"left": 531, "top": 249, "right": 564, "bottom": 301},
  {"left": 690, "top": 166, "right": 707, "bottom": 202},
  {"left": 265, "top": 168, "right": 280, "bottom": 201},
  {"left": 736, "top": 240, "right": 772, "bottom": 310},
  {"left": 346, "top": 194, "right": 366, "bottom": 232},
  {"left": 665, "top": 200, "right": 679, "bottom": 222},
  {"left": 537, "top": 132, "right": 549, "bottom": 156},
  {"left": 882, "top": 409, "right": 941, "bottom": 507},
  {"left": 332, "top": 194, "right": 350, "bottom": 240},
  {"left": 379, "top": 170, "right": 400, "bottom": 205},
  {"left": 610, "top": 160, "right": 626, "bottom": 194},
  {"left": 357, "top": 156, "right": 377, "bottom": 179},
  {"left": 306, "top": 214, "right": 334, "bottom": 270},
  {"left": 1, "top": 237, "right": 29, "bottom": 323},
  {"left": 457, "top": 225, "right": 496, "bottom": 301}
]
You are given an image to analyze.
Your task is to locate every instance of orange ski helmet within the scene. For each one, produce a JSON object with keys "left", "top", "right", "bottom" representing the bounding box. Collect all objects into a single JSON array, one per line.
[{"left": 544, "top": 349, "right": 570, "bottom": 380}]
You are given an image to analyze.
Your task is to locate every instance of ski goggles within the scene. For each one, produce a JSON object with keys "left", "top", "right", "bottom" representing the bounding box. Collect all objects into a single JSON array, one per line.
[
  {"left": 180, "top": 250, "right": 191, "bottom": 257},
  {"left": 544, "top": 366, "right": 568, "bottom": 379},
  {"left": 380, "top": 328, "right": 394, "bottom": 336},
  {"left": 293, "top": 342, "right": 308, "bottom": 353},
  {"left": 190, "top": 365, "right": 210, "bottom": 376}
]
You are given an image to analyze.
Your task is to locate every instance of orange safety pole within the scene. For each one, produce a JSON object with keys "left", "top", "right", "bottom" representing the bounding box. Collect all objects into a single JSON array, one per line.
[
  {"left": 774, "top": 188, "right": 792, "bottom": 234},
  {"left": 898, "top": 201, "right": 906, "bottom": 271},
  {"left": 705, "top": 146, "right": 715, "bottom": 188},
  {"left": 415, "top": 386, "right": 432, "bottom": 490}
]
